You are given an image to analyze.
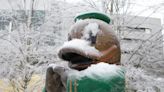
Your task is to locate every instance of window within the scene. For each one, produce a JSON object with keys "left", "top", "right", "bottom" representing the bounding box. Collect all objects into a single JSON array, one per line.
[{"left": 121, "top": 26, "right": 152, "bottom": 40}]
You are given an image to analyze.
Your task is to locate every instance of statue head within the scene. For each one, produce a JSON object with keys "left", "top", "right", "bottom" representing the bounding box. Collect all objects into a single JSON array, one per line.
[{"left": 58, "top": 12, "right": 121, "bottom": 70}]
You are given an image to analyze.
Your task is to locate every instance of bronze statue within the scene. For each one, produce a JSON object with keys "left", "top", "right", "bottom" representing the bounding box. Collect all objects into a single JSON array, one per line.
[{"left": 44, "top": 12, "right": 123, "bottom": 92}]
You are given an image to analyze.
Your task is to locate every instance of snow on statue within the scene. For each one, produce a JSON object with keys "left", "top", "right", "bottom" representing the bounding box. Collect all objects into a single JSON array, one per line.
[{"left": 43, "top": 12, "right": 125, "bottom": 92}]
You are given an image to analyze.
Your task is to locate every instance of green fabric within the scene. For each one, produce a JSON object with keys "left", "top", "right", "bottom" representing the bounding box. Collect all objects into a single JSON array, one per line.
[
  {"left": 74, "top": 12, "right": 111, "bottom": 24},
  {"left": 67, "top": 66, "right": 125, "bottom": 92},
  {"left": 42, "top": 87, "right": 46, "bottom": 92}
]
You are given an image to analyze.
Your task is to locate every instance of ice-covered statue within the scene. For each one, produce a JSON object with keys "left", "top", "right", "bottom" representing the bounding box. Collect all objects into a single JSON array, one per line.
[{"left": 43, "top": 12, "right": 125, "bottom": 92}]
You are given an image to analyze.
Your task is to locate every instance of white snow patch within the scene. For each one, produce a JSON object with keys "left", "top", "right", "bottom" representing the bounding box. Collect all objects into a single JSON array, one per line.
[
  {"left": 75, "top": 19, "right": 83, "bottom": 22},
  {"left": 69, "top": 62, "right": 124, "bottom": 79},
  {"left": 82, "top": 23, "right": 100, "bottom": 40},
  {"left": 59, "top": 39, "right": 101, "bottom": 56},
  {"left": 48, "top": 64, "right": 58, "bottom": 70}
]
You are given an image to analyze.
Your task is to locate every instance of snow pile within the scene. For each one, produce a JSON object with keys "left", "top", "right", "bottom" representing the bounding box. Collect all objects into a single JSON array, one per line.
[
  {"left": 58, "top": 39, "right": 101, "bottom": 57},
  {"left": 82, "top": 22, "right": 100, "bottom": 40},
  {"left": 48, "top": 61, "right": 70, "bottom": 73},
  {"left": 49, "top": 62, "right": 124, "bottom": 82},
  {"left": 69, "top": 62, "right": 124, "bottom": 79}
]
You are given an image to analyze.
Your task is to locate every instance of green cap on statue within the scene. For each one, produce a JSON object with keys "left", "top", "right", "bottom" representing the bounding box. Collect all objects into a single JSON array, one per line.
[{"left": 74, "top": 12, "right": 111, "bottom": 24}]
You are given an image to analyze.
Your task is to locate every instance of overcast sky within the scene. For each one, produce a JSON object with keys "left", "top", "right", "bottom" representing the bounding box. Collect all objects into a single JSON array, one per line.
[
  {"left": 0, "top": 0, "right": 51, "bottom": 10},
  {"left": 67, "top": 0, "right": 164, "bottom": 23},
  {"left": 66, "top": 0, "right": 164, "bottom": 24},
  {"left": 0, "top": 0, "right": 163, "bottom": 24},
  {"left": 128, "top": 0, "right": 164, "bottom": 22}
]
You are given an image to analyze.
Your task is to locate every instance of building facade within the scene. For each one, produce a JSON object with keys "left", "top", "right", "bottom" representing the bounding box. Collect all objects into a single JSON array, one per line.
[{"left": 117, "top": 15, "right": 163, "bottom": 73}]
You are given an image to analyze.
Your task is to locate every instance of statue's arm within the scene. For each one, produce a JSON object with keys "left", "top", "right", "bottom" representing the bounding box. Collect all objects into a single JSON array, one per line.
[{"left": 45, "top": 67, "right": 64, "bottom": 92}]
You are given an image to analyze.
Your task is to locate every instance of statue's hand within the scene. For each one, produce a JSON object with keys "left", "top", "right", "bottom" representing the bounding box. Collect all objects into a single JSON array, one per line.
[{"left": 45, "top": 63, "right": 70, "bottom": 92}]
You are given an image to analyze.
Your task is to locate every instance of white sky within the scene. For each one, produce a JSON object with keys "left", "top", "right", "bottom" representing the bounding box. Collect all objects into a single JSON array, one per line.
[
  {"left": 0, "top": 0, "right": 51, "bottom": 10},
  {"left": 0, "top": 0, "right": 163, "bottom": 24},
  {"left": 65, "top": 0, "right": 164, "bottom": 33},
  {"left": 65, "top": 0, "right": 164, "bottom": 24},
  {"left": 129, "top": 0, "right": 164, "bottom": 23}
]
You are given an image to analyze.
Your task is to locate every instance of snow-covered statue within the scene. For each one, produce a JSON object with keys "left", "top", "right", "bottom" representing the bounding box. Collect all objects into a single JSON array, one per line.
[{"left": 44, "top": 12, "right": 125, "bottom": 92}]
